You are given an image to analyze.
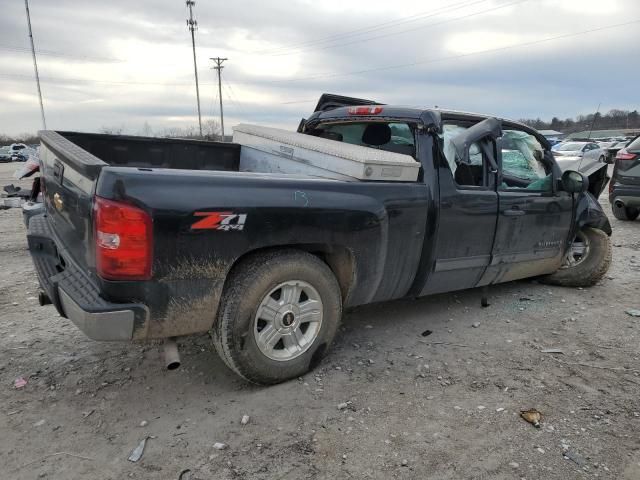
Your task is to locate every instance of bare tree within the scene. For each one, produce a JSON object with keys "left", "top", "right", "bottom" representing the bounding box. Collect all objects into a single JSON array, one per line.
[
  {"left": 139, "top": 122, "right": 154, "bottom": 137},
  {"left": 99, "top": 125, "right": 126, "bottom": 135}
]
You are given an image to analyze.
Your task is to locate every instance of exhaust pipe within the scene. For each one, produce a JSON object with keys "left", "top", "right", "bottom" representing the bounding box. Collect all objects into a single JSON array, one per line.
[
  {"left": 163, "top": 337, "right": 181, "bottom": 370},
  {"left": 615, "top": 199, "right": 625, "bottom": 209}
]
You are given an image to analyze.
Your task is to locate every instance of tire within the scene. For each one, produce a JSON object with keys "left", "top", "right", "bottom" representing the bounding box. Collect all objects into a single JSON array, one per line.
[
  {"left": 542, "top": 227, "right": 611, "bottom": 287},
  {"left": 611, "top": 203, "right": 640, "bottom": 221},
  {"left": 212, "top": 249, "right": 342, "bottom": 385}
]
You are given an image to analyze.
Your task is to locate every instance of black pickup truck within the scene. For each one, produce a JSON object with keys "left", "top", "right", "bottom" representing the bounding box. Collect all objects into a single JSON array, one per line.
[{"left": 27, "top": 94, "right": 612, "bottom": 384}]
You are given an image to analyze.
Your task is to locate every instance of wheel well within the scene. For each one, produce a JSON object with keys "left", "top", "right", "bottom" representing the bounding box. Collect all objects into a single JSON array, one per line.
[{"left": 225, "top": 245, "right": 355, "bottom": 304}]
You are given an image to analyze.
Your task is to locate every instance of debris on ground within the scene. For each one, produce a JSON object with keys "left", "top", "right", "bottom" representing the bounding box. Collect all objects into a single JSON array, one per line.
[
  {"left": 212, "top": 442, "right": 228, "bottom": 450},
  {"left": 563, "top": 449, "right": 586, "bottom": 467},
  {"left": 178, "top": 469, "right": 192, "bottom": 480},
  {"left": 625, "top": 309, "right": 640, "bottom": 317},
  {"left": 240, "top": 415, "right": 250, "bottom": 425},
  {"left": 520, "top": 408, "right": 542, "bottom": 428},
  {"left": 421, "top": 329, "right": 433, "bottom": 337},
  {"left": 14, "top": 377, "right": 27, "bottom": 389},
  {"left": 139, "top": 420, "right": 148, "bottom": 427},
  {"left": 541, "top": 348, "right": 564, "bottom": 354},
  {"left": 472, "top": 322, "right": 481, "bottom": 328},
  {"left": 3, "top": 184, "right": 30, "bottom": 198},
  {"left": 128, "top": 437, "right": 151, "bottom": 462},
  {"left": 337, "top": 402, "right": 350, "bottom": 410}
]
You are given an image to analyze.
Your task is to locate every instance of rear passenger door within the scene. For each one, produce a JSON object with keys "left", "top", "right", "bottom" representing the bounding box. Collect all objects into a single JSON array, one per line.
[
  {"left": 478, "top": 127, "right": 573, "bottom": 285},
  {"left": 420, "top": 119, "right": 501, "bottom": 296}
]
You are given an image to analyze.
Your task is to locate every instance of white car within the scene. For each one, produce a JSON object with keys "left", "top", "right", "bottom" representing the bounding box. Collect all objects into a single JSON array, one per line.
[{"left": 552, "top": 141, "right": 605, "bottom": 173}]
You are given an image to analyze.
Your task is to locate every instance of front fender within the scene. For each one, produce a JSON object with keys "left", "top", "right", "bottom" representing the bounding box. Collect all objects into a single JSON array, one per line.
[{"left": 575, "top": 191, "right": 612, "bottom": 236}]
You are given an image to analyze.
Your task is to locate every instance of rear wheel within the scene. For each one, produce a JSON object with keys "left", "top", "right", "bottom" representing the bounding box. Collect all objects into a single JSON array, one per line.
[
  {"left": 611, "top": 203, "right": 639, "bottom": 221},
  {"left": 212, "top": 250, "right": 342, "bottom": 385},
  {"left": 542, "top": 228, "right": 611, "bottom": 287}
]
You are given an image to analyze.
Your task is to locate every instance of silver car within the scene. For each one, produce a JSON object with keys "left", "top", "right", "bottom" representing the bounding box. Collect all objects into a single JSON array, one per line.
[{"left": 552, "top": 141, "right": 605, "bottom": 173}]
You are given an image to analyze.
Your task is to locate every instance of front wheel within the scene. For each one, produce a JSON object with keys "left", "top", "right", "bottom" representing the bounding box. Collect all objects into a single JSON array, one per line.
[
  {"left": 542, "top": 228, "right": 611, "bottom": 287},
  {"left": 212, "top": 250, "right": 342, "bottom": 385}
]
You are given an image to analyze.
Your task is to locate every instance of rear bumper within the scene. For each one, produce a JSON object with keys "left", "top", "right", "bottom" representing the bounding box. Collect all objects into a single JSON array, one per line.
[
  {"left": 610, "top": 183, "right": 640, "bottom": 209},
  {"left": 27, "top": 215, "right": 148, "bottom": 341}
]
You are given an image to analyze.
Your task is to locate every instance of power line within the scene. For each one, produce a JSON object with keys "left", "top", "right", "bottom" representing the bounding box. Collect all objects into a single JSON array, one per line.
[
  {"left": 260, "top": 18, "right": 640, "bottom": 83},
  {"left": 2, "top": 18, "right": 637, "bottom": 90},
  {"left": 254, "top": 0, "right": 486, "bottom": 55},
  {"left": 222, "top": 78, "right": 249, "bottom": 117},
  {"left": 186, "top": 0, "right": 202, "bottom": 137},
  {"left": 269, "top": 0, "right": 529, "bottom": 57}
]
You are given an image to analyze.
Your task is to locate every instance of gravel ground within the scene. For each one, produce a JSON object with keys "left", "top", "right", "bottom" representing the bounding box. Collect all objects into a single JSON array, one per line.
[{"left": 0, "top": 161, "right": 639, "bottom": 480}]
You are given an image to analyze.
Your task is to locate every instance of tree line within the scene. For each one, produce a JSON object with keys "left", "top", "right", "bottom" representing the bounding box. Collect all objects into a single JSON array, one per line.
[
  {"left": 0, "top": 119, "right": 224, "bottom": 145},
  {"left": 3, "top": 109, "right": 639, "bottom": 144},
  {"left": 520, "top": 109, "right": 640, "bottom": 134}
]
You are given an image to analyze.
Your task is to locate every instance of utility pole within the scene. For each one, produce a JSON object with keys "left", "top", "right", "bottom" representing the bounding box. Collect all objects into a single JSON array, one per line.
[
  {"left": 211, "top": 57, "right": 227, "bottom": 140},
  {"left": 186, "top": 0, "right": 202, "bottom": 137},
  {"left": 24, "top": 0, "right": 46, "bottom": 129}
]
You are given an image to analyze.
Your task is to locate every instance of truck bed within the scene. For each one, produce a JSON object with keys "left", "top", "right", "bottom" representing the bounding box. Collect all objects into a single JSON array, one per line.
[{"left": 41, "top": 131, "right": 241, "bottom": 177}]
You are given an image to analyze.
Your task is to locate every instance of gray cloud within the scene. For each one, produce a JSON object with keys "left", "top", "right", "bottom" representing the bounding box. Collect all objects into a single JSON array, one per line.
[{"left": 1, "top": 0, "right": 638, "bottom": 135}]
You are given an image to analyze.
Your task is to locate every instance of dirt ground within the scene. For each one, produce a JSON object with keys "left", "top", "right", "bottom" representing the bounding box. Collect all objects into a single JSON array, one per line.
[{"left": 1, "top": 160, "right": 639, "bottom": 480}]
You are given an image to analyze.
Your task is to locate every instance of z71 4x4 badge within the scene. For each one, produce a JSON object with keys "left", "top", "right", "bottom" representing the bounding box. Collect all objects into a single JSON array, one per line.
[{"left": 191, "top": 211, "right": 247, "bottom": 231}]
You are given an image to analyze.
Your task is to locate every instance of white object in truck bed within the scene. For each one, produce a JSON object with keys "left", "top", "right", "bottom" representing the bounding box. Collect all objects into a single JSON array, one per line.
[{"left": 233, "top": 124, "right": 419, "bottom": 182}]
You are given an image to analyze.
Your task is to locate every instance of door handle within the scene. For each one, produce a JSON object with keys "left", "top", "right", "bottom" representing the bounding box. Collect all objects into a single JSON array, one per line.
[{"left": 503, "top": 208, "right": 525, "bottom": 216}]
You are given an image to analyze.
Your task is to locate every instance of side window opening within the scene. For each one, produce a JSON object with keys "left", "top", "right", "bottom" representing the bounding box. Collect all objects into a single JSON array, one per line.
[
  {"left": 500, "top": 130, "right": 551, "bottom": 191},
  {"left": 453, "top": 141, "right": 485, "bottom": 187},
  {"left": 439, "top": 123, "right": 494, "bottom": 188}
]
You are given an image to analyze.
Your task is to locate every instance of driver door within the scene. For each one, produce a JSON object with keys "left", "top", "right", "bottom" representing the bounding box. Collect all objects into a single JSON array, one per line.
[{"left": 478, "top": 127, "right": 574, "bottom": 285}]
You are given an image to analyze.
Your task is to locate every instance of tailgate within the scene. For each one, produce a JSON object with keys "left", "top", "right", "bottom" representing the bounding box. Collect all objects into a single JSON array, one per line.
[{"left": 38, "top": 130, "right": 107, "bottom": 272}]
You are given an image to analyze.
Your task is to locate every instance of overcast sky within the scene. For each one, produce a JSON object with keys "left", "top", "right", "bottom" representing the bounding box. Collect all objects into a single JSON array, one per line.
[{"left": 1, "top": 0, "right": 638, "bottom": 136}]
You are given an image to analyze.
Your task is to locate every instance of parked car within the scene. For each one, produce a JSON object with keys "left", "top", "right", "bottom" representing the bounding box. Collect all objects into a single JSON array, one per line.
[
  {"left": 601, "top": 140, "right": 630, "bottom": 164},
  {"left": 551, "top": 141, "right": 609, "bottom": 194},
  {"left": 9, "top": 143, "right": 28, "bottom": 154},
  {"left": 0, "top": 146, "right": 12, "bottom": 163},
  {"left": 609, "top": 135, "right": 640, "bottom": 221},
  {"left": 553, "top": 141, "right": 604, "bottom": 162},
  {"left": 26, "top": 94, "right": 612, "bottom": 384}
]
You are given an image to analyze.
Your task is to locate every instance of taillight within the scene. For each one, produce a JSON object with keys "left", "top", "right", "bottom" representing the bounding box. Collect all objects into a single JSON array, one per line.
[
  {"left": 616, "top": 150, "right": 637, "bottom": 161},
  {"left": 94, "top": 196, "right": 152, "bottom": 280},
  {"left": 347, "top": 106, "right": 383, "bottom": 115}
]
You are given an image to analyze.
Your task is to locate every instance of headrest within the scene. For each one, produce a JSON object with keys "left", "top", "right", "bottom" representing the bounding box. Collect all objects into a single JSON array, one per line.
[{"left": 362, "top": 123, "right": 391, "bottom": 146}]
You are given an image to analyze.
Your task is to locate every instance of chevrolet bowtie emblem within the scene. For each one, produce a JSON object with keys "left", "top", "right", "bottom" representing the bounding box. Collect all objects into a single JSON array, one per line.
[{"left": 53, "top": 192, "right": 64, "bottom": 211}]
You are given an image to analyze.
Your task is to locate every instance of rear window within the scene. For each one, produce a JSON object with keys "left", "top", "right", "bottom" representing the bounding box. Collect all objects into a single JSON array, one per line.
[
  {"left": 316, "top": 122, "right": 416, "bottom": 157},
  {"left": 627, "top": 136, "right": 640, "bottom": 151}
]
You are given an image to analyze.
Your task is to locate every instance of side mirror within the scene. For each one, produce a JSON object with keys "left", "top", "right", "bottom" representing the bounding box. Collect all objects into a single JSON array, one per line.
[{"left": 561, "top": 170, "right": 588, "bottom": 194}]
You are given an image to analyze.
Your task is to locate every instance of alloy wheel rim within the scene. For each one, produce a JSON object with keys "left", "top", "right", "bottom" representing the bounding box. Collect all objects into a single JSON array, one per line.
[
  {"left": 253, "top": 280, "right": 323, "bottom": 361},
  {"left": 561, "top": 230, "right": 590, "bottom": 269}
]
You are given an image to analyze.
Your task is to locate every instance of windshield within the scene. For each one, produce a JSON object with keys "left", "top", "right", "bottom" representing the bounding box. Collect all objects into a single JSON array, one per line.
[{"left": 556, "top": 142, "right": 585, "bottom": 151}]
